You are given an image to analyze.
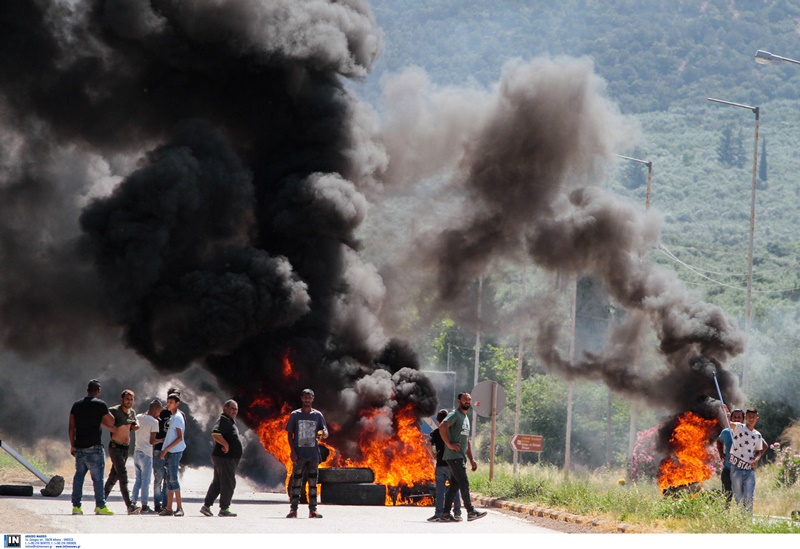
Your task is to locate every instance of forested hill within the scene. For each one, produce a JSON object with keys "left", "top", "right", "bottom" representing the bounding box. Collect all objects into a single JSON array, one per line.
[{"left": 362, "top": 0, "right": 800, "bottom": 114}]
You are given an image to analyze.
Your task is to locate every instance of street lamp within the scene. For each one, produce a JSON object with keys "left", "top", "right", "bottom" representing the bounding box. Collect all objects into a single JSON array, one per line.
[
  {"left": 616, "top": 154, "right": 653, "bottom": 210},
  {"left": 707, "top": 97, "right": 759, "bottom": 392},
  {"left": 755, "top": 50, "right": 800, "bottom": 66},
  {"left": 615, "top": 154, "right": 653, "bottom": 460}
]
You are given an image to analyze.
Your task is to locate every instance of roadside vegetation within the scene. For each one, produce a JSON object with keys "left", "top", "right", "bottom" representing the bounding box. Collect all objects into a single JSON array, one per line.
[{"left": 470, "top": 462, "right": 800, "bottom": 534}]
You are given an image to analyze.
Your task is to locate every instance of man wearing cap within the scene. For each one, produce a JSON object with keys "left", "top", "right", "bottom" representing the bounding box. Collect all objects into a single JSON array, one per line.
[
  {"left": 716, "top": 407, "right": 745, "bottom": 507},
  {"left": 69, "top": 379, "right": 116, "bottom": 516},
  {"left": 285, "top": 388, "right": 328, "bottom": 519},
  {"left": 729, "top": 408, "right": 766, "bottom": 514}
]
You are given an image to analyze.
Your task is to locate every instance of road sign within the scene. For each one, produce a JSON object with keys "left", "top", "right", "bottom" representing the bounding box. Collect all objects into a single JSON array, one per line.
[
  {"left": 510, "top": 434, "right": 543, "bottom": 452},
  {"left": 471, "top": 380, "right": 506, "bottom": 418}
]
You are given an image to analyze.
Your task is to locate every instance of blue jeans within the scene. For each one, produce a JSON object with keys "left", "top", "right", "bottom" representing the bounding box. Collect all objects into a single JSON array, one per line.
[
  {"left": 435, "top": 464, "right": 461, "bottom": 517},
  {"left": 731, "top": 466, "right": 756, "bottom": 513},
  {"left": 152, "top": 449, "right": 167, "bottom": 509},
  {"left": 132, "top": 449, "right": 153, "bottom": 507},
  {"left": 165, "top": 451, "right": 183, "bottom": 492},
  {"left": 71, "top": 445, "right": 106, "bottom": 509}
]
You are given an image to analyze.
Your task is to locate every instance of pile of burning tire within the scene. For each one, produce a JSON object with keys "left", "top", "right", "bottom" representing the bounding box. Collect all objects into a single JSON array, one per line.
[{"left": 319, "top": 467, "right": 386, "bottom": 506}]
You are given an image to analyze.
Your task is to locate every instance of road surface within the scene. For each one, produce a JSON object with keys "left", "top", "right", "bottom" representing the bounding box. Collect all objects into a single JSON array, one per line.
[{"left": 1, "top": 466, "right": 565, "bottom": 540}]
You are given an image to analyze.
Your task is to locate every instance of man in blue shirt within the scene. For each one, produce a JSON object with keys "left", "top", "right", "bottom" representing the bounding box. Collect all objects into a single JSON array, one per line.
[{"left": 716, "top": 408, "right": 744, "bottom": 507}]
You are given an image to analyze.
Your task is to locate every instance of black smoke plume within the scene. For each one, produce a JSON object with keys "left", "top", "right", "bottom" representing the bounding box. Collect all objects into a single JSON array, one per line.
[
  {"left": 0, "top": 0, "right": 435, "bottom": 475},
  {"left": 1, "top": 1, "right": 744, "bottom": 475},
  {"left": 375, "top": 58, "right": 746, "bottom": 457}
]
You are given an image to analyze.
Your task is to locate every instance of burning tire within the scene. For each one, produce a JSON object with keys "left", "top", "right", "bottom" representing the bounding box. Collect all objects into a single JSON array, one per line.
[
  {"left": 318, "top": 467, "right": 375, "bottom": 485},
  {"left": 0, "top": 484, "right": 34, "bottom": 497},
  {"left": 320, "top": 482, "right": 386, "bottom": 506}
]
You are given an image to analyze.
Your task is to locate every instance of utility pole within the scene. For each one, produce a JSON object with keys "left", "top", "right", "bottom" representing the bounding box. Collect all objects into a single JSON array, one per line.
[
  {"left": 472, "top": 276, "right": 482, "bottom": 443},
  {"left": 513, "top": 335, "right": 523, "bottom": 476},
  {"left": 447, "top": 343, "right": 451, "bottom": 372},
  {"left": 564, "top": 274, "right": 577, "bottom": 476}
]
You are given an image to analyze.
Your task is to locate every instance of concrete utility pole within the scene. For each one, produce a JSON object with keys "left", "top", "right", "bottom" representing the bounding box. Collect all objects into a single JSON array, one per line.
[
  {"left": 513, "top": 336, "right": 523, "bottom": 476},
  {"left": 472, "top": 276, "right": 482, "bottom": 442},
  {"left": 564, "top": 274, "right": 577, "bottom": 476}
]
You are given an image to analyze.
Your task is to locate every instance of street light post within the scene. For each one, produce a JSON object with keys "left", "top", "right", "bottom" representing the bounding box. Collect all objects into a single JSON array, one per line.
[
  {"left": 708, "top": 97, "right": 759, "bottom": 393},
  {"left": 615, "top": 154, "right": 652, "bottom": 461},
  {"left": 755, "top": 50, "right": 800, "bottom": 66},
  {"left": 616, "top": 154, "right": 653, "bottom": 210}
]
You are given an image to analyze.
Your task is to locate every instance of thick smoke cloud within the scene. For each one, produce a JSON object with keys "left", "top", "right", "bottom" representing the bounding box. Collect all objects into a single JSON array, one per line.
[
  {"left": 0, "top": 0, "right": 433, "bottom": 475},
  {"left": 1, "top": 1, "right": 745, "bottom": 476}
]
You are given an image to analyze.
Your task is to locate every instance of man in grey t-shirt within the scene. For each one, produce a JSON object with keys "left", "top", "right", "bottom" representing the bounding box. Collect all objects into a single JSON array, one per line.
[{"left": 285, "top": 388, "right": 328, "bottom": 519}]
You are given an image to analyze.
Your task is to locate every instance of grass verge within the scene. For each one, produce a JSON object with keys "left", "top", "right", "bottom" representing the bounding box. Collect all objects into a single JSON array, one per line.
[{"left": 469, "top": 462, "right": 800, "bottom": 533}]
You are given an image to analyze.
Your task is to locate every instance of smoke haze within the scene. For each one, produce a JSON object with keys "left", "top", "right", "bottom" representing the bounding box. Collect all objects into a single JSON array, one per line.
[{"left": 0, "top": 1, "right": 745, "bottom": 477}]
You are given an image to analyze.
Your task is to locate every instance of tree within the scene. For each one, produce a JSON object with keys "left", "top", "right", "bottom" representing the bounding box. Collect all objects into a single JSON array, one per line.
[
  {"left": 759, "top": 137, "right": 768, "bottom": 184},
  {"left": 717, "top": 124, "right": 735, "bottom": 167}
]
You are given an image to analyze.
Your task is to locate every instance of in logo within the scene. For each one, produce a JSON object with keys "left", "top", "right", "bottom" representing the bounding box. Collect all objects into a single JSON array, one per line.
[{"left": 3, "top": 535, "right": 21, "bottom": 548}]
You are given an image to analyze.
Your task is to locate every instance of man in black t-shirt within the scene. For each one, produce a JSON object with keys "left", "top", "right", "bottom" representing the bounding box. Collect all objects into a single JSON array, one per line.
[
  {"left": 69, "top": 379, "right": 115, "bottom": 515},
  {"left": 427, "top": 409, "right": 462, "bottom": 522},
  {"left": 200, "top": 400, "right": 243, "bottom": 517}
]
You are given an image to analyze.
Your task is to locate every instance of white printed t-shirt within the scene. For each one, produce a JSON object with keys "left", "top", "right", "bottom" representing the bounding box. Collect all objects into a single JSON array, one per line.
[{"left": 728, "top": 422, "right": 763, "bottom": 470}]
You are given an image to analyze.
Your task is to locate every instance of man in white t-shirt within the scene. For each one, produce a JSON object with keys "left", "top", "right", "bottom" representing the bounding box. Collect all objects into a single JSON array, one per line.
[
  {"left": 729, "top": 408, "right": 766, "bottom": 514},
  {"left": 132, "top": 399, "right": 162, "bottom": 514}
]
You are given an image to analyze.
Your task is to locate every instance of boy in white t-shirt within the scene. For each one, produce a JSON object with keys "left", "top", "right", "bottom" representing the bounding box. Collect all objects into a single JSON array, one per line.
[
  {"left": 132, "top": 399, "right": 162, "bottom": 513},
  {"left": 729, "top": 409, "right": 766, "bottom": 514}
]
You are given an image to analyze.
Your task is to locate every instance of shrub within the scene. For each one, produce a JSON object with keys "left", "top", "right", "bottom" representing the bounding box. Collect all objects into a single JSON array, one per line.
[
  {"left": 771, "top": 442, "right": 800, "bottom": 487},
  {"left": 628, "top": 426, "right": 660, "bottom": 481}
]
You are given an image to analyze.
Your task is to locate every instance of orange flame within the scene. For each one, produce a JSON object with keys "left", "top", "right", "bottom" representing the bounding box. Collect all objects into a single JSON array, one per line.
[
  {"left": 281, "top": 348, "right": 298, "bottom": 381},
  {"left": 250, "top": 397, "right": 434, "bottom": 505},
  {"left": 658, "top": 411, "right": 719, "bottom": 491},
  {"left": 334, "top": 405, "right": 434, "bottom": 503}
]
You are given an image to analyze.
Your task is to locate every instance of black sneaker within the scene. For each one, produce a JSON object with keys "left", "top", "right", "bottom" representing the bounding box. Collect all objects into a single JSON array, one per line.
[
  {"left": 467, "top": 510, "right": 487, "bottom": 521},
  {"left": 127, "top": 504, "right": 141, "bottom": 515},
  {"left": 440, "top": 513, "right": 455, "bottom": 522},
  {"left": 309, "top": 511, "right": 323, "bottom": 518},
  {"left": 426, "top": 515, "right": 441, "bottom": 522},
  {"left": 199, "top": 505, "right": 213, "bottom": 517},
  {"left": 452, "top": 514, "right": 464, "bottom": 522},
  {"left": 286, "top": 509, "right": 298, "bottom": 518},
  {"left": 140, "top": 506, "right": 153, "bottom": 514}
]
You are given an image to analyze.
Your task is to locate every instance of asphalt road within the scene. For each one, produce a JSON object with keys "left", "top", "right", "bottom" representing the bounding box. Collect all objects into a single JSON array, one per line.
[{"left": 1, "top": 466, "right": 562, "bottom": 537}]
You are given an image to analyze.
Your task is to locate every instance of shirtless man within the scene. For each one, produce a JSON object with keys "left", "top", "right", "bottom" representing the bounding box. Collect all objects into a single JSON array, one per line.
[{"left": 104, "top": 389, "right": 141, "bottom": 514}]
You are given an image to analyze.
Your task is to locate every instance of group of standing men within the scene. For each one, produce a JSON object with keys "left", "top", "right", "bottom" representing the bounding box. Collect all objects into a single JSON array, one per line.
[
  {"left": 71, "top": 382, "right": 488, "bottom": 522},
  {"left": 69, "top": 380, "right": 200, "bottom": 517},
  {"left": 69, "top": 378, "right": 302, "bottom": 520}
]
